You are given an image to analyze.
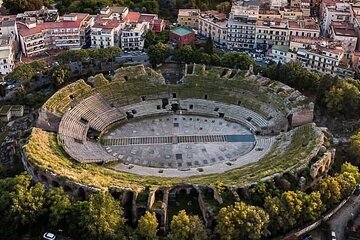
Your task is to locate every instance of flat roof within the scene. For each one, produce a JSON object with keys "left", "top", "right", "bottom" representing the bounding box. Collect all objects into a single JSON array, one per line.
[{"left": 171, "top": 26, "right": 193, "bottom": 36}]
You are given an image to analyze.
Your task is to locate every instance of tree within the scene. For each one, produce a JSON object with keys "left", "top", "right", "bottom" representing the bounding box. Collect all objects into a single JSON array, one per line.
[
  {"left": 78, "top": 192, "right": 126, "bottom": 239},
  {"left": 173, "top": 45, "right": 194, "bottom": 63},
  {"left": 204, "top": 36, "right": 214, "bottom": 55},
  {"left": 317, "top": 177, "right": 342, "bottom": 207},
  {"left": 144, "top": 30, "right": 156, "bottom": 49},
  {"left": 302, "top": 191, "right": 325, "bottom": 223},
  {"left": 216, "top": 1, "right": 231, "bottom": 13},
  {"left": 215, "top": 202, "right": 270, "bottom": 240},
  {"left": 45, "top": 187, "right": 72, "bottom": 228},
  {"left": 9, "top": 175, "right": 46, "bottom": 228},
  {"left": 3, "top": 0, "right": 46, "bottom": 14},
  {"left": 147, "top": 42, "right": 170, "bottom": 67},
  {"left": 52, "top": 65, "right": 70, "bottom": 87},
  {"left": 221, "top": 52, "right": 256, "bottom": 70},
  {"left": 168, "top": 210, "right": 191, "bottom": 240},
  {"left": 189, "top": 215, "right": 208, "bottom": 240},
  {"left": 137, "top": 211, "right": 158, "bottom": 239},
  {"left": 341, "top": 162, "right": 360, "bottom": 182}
]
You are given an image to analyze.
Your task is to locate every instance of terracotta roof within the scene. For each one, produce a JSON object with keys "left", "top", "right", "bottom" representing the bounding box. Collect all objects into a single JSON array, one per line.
[
  {"left": 92, "top": 19, "right": 122, "bottom": 29},
  {"left": 17, "top": 13, "right": 89, "bottom": 37},
  {"left": 125, "top": 12, "right": 140, "bottom": 23},
  {"left": 138, "top": 14, "right": 156, "bottom": 23}
]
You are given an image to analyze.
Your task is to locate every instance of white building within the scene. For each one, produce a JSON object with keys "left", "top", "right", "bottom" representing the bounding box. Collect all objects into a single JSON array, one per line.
[
  {"left": 227, "top": 5, "right": 258, "bottom": 50},
  {"left": 120, "top": 22, "right": 149, "bottom": 51},
  {"left": 0, "top": 36, "right": 16, "bottom": 75},
  {"left": 256, "top": 19, "right": 289, "bottom": 50},
  {"left": 329, "top": 21, "right": 358, "bottom": 56},
  {"left": 198, "top": 11, "right": 228, "bottom": 45},
  {"left": 321, "top": 2, "right": 351, "bottom": 35},
  {"left": 18, "top": 13, "right": 94, "bottom": 57}
]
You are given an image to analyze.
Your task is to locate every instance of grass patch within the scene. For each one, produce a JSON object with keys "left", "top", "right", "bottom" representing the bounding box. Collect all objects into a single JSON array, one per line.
[{"left": 23, "top": 124, "right": 321, "bottom": 190}]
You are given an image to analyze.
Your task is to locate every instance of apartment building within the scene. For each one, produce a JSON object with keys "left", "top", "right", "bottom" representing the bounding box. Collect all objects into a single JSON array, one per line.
[
  {"left": 227, "top": 5, "right": 258, "bottom": 50},
  {"left": 288, "top": 18, "right": 320, "bottom": 38},
  {"left": 297, "top": 46, "right": 350, "bottom": 76},
  {"left": 0, "top": 16, "right": 18, "bottom": 75},
  {"left": 256, "top": 19, "right": 289, "bottom": 49},
  {"left": 120, "top": 22, "right": 149, "bottom": 51},
  {"left": 329, "top": 22, "right": 358, "bottom": 55},
  {"left": 177, "top": 9, "right": 200, "bottom": 29},
  {"left": 18, "top": 13, "right": 94, "bottom": 57},
  {"left": 320, "top": 1, "right": 351, "bottom": 35},
  {"left": 0, "top": 36, "right": 16, "bottom": 75},
  {"left": 258, "top": 10, "right": 282, "bottom": 20},
  {"left": 198, "top": 11, "right": 228, "bottom": 45},
  {"left": 91, "top": 6, "right": 164, "bottom": 50},
  {"left": 279, "top": 8, "right": 304, "bottom": 19}
]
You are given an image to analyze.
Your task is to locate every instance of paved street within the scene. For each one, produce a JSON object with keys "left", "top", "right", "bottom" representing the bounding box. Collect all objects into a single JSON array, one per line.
[{"left": 328, "top": 195, "right": 360, "bottom": 240}]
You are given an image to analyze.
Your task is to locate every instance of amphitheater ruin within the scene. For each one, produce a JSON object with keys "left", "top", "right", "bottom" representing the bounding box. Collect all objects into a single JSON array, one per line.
[{"left": 22, "top": 64, "right": 335, "bottom": 229}]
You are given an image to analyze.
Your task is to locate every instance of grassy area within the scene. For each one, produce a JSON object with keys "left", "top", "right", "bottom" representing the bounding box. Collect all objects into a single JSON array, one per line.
[
  {"left": 23, "top": 124, "right": 321, "bottom": 190},
  {"left": 42, "top": 80, "right": 94, "bottom": 116},
  {"left": 41, "top": 65, "right": 310, "bottom": 119}
]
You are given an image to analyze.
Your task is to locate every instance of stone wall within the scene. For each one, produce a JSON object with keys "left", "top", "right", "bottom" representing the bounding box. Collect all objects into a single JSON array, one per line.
[{"left": 291, "top": 109, "right": 314, "bottom": 128}]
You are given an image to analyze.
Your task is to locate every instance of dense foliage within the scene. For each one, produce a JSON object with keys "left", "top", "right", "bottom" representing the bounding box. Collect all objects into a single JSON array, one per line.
[
  {"left": 263, "top": 61, "right": 360, "bottom": 119},
  {"left": 0, "top": 162, "right": 357, "bottom": 239}
]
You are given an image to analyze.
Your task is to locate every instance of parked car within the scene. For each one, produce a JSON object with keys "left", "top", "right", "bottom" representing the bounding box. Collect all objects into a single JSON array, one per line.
[
  {"left": 43, "top": 232, "right": 56, "bottom": 240},
  {"left": 331, "top": 231, "right": 336, "bottom": 240}
]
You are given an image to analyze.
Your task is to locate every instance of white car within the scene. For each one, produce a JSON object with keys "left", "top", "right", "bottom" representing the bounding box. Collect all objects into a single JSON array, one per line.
[
  {"left": 331, "top": 231, "right": 336, "bottom": 240},
  {"left": 43, "top": 232, "right": 56, "bottom": 240}
]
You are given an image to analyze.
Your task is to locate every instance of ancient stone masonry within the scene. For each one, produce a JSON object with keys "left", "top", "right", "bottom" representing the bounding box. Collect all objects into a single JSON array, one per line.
[{"left": 20, "top": 64, "right": 334, "bottom": 229}]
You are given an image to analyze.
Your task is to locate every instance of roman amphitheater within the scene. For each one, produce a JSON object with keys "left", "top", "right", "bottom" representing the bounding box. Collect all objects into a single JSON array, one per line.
[{"left": 21, "top": 64, "right": 335, "bottom": 228}]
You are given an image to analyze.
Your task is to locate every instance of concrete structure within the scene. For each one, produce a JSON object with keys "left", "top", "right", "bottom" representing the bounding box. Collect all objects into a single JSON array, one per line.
[
  {"left": 288, "top": 18, "right": 320, "bottom": 38},
  {"left": 227, "top": 5, "right": 258, "bottom": 50},
  {"left": 169, "top": 26, "right": 195, "bottom": 47},
  {"left": 329, "top": 21, "right": 358, "bottom": 56},
  {"left": 120, "top": 22, "right": 149, "bottom": 51},
  {"left": 321, "top": 2, "right": 351, "bottom": 35},
  {"left": 0, "top": 36, "right": 16, "bottom": 75},
  {"left": 18, "top": 13, "right": 94, "bottom": 56},
  {"left": 256, "top": 19, "right": 289, "bottom": 49},
  {"left": 0, "top": 105, "right": 24, "bottom": 122},
  {"left": 198, "top": 11, "right": 228, "bottom": 45},
  {"left": 177, "top": 9, "right": 200, "bottom": 29},
  {"left": 91, "top": 6, "right": 164, "bottom": 49},
  {"left": 270, "top": 45, "right": 289, "bottom": 63}
]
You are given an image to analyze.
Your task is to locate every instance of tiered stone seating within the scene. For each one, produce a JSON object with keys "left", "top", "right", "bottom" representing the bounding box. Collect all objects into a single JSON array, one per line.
[
  {"left": 61, "top": 136, "right": 115, "bottom": 163},
  {"left": 119, "top": 100, "right": 170, "bottom": 118},
  {"left": 58, "top": 115, "right": 87, "bottom": 140}
]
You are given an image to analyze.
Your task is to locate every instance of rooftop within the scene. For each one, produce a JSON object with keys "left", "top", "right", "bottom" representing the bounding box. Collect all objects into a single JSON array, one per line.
[
  {"left": 17, "top": 13, "right": 90, "bottom": 36},
  {"left": 171, "top": 26, "right": 194, "bottom": 36},
  {"left": 331, "top": 22, "right": 357, "bottom": 37},
  {"left": 288, "top": 18, "right": 319, "bottom": 30},
  {"left": 178, "top": 9, "right": 200, "bottom": 17}
]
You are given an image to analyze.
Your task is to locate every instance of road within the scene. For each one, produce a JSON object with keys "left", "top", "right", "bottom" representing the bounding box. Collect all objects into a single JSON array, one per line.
[{"left": 328, "top": 194, "right": 360, "bottom": 240}]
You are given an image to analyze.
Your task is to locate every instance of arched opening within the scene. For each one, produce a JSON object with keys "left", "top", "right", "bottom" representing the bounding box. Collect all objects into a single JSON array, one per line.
[
  {"left": 123, "top": 191, "right": 134, "bottom": 224},
  {"left": 51, "top": 180, "right": 60, "bottom": 188},
  {"left": 77, "top": 187, "right": 86, "bottom": 201},
  {"left": 40, "top": 174, "right": 48, "bottom": 183},
  {"left": 136, "top": 207, "right": 146, "bottom": 220},
  {"left": 203, "top": 188, "right": 214, "bottom": 199},
  {"left": 155, "top": 212, "right": 162, "bottom": 226},
  {"left": 179, "top": 188, "right": 187, "bottom": 195},
  {"left": 63, "top": 185, "right": 73, "bottom": 193}
]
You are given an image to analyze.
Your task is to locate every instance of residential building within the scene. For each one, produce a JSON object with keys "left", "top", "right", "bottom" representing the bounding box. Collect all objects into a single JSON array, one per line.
[
  {"left": 91, "top": 6, "right": 164, "bottom": 49},
  {"left": 91, "top": 19, "right": 122, "bottom": 48},
  {"left": 320, "top": 1, "right": 351, "bottom": 35},
  {"left": 0, "top": 36, "right": 16, "bottom": 75},
  {"left": 256, "top": 19, "right": 289, "bottom": 49},
  {"left": 198, "top": 11, "right": 228, "bottom": 45},
  {"left": 18, "top": 13, "right": 94, "bottom": 57},
  {"left": 258, "top": 9, "right": 282, "bottom": 20},
  {"left": 169, "top": 26, "right": 195, "bottom": 47},
  {"left": 329, "top": 21, "right": 358, "bottom": 55},
  {"left": 288, "top": 18, "right": 320, "bottom": 38},
  {"left": 120, "top": 22, "right": 149, "bottom": 51},
  {"left": 177, "top": 9, "right": 200, "bottom": 29},
  {"left": 0, "top": 16, "right": 18, "bottom": 75},
  {"left": 227, "top": 5, "right": 258, "bottom": 50},
  {"left": 270, "top": 45, "right": 289, "bottom": 63},
  {"left": 279, "top": 8, "right": 304, "bottom": 19},
  {"left": 271, "top": 0, "right": 288, "bottom": 9}
]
